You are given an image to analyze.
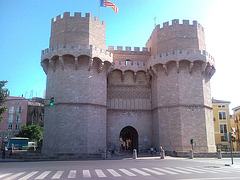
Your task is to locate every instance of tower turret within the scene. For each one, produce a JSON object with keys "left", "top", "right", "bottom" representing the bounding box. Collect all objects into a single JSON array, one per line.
[
  {"left": 147, "top": 20, "right": 216, "bottom": 152},
  {"left": 50, "top": 12, "right": 106, "bottom": 50},
  {"left": 146, "top": 19, "right": 206, "bottom": 55},
  {"left": 41, "top": 12, "right": 112, "bottom": 155}
]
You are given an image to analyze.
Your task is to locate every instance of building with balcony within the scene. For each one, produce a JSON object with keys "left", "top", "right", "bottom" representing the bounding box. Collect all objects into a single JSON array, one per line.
[
  {"left": 0, "top": 96, "right": 28, "bottom": 149},
  {"left": 233, "top": 105, "right": 240, "bottom": 151},
  {"left": 0, "top": 96, "right": 44, "bottom": 149},
  {"left": 212, "top": 99, "right": 232, "bottom": 151}
]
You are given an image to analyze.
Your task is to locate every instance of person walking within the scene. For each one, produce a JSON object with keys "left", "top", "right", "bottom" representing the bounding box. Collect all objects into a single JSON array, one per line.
[
  {"left": 150, "top": 147, "right": 154, "bottom": 156},
  {"left": 2, "top": 148, "right": 6, "bottom": 159},
  {"left": 159, "top": 146, "right": 163, "bottom": 157}
]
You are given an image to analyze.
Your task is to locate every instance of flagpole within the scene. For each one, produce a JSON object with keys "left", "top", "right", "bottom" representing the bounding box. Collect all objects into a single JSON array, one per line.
[{"left": 98, "top": 0, "right": 100, "bottom": 18}]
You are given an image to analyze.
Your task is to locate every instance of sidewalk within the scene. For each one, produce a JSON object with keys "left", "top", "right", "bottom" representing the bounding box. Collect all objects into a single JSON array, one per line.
[
  {"left": 183, "top": 157, "right": 240, "bottom": 167},
  {"left": 1, "top": 152, "right": 240, "bottom": 164},
  {"left": 0, "top": 158, "right": 25, "bottom": 162}
]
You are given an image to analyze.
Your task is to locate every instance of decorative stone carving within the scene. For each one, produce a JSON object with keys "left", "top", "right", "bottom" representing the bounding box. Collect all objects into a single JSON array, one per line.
[
  {"left": 163, "top": 64, "right": 168, "bottom": 75},
  {"left": 202, "top": 63, "right": 207, "bottom": 74},
  {"left": 88, "top": 58, "right": 93, "bottom": 71},
  {"left": 59, "top": 56, "right": 64, "bottom": 70},
  {"left": 133, "top": 72, "right": 137, "bottom": 83},
  {"left": 189, "top": 62, "right": 194, "bottom": 73},
  {"left": 74, "top": 57, "right": 78, "bottom": 70},
  {"left": 98, "top": 62, "right": 104, "bottom": 73},
  {"left": 49, "top": 59, "right": 55, "bottom": 72},
  {"left": 121, "top": 72, "right": 124, "bottom": 82},
  {"left": 176, "top": 61, "right": 179, "bottom": 73}
]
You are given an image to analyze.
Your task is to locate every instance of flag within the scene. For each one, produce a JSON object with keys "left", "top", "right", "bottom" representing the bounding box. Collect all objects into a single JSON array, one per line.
[{"left": 100, "top": 0, "right": 118, "bottom": 13}]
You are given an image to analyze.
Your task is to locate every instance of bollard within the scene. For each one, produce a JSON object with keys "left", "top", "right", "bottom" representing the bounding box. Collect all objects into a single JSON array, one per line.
[
  {"left": 101, "top": 149, "right": 107, "bottom": 160},
  {"left": 161, "top": 149, "right": 165, "bottom": 159},
  {"left": 189, "top": 149, "right": 194, "bottom": 159},
  {"left": 217, "top": 149, "right": 222, "bottom": 159},
  {"left": 133, "top": 149, "right": 137, "bottom": 159}
]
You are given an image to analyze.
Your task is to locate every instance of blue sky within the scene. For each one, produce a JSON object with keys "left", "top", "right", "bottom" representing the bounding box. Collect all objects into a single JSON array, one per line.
[{"left": 0, "top": 0, "right": 239, "bottom": 111}]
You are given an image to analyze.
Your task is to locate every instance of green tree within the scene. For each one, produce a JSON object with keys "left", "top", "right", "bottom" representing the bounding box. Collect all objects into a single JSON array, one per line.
[
  {"left": 0, "top": 81, "right": 9, "bottom": 121},
  {"left": 16, "top": 125, "right": 43, "bottom": 143}
]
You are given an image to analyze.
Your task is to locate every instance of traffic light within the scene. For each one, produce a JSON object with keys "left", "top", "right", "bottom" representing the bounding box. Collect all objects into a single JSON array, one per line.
[
  {"left": 190, "top": 138, "right": 194, "bottom": 145},
  {"left": 50, "top": 97, "right": 54, "bottom": 106},
  {"left": 229, "top": 132, "right": 233, "bottom": 143},
  {"left": 190, "top": 138, "right": 194, "bottom": 150}
]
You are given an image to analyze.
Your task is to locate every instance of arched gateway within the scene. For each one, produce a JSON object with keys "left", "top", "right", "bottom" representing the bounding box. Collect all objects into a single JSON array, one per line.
[{"left": 119, "top": 126, "right": 138, "bottom": 151}]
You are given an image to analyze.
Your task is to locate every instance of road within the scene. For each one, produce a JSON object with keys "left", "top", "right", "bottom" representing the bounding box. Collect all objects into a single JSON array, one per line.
[{"left": 0, "top": 156, "right": 240, "bottom": 180}]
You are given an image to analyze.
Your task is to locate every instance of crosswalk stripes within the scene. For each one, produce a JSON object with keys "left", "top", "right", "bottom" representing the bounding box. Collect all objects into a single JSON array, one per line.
[
  {"left": 83, "top": 170, "right": 91, "bottom": 178},
  {"left": 35, "top": 171, "right": 51, "bottom": 179},
  {"left": 0, "top": 173, "right": 13, "bottom": 179},
  {"left": 107, "top": 169, "right": 121, "bottom": 177},
  {"left": 18, "top": 171, "right": 39, "bottom": 180},
  {"left": 4, "top": 172, "right": 25, "bottom": 180},
  {"left": 51, "top": 171, "right": 64, "bottom": 179},
  {"left": 175, "top": 167, "right": 205, "bottom": 174},
  {"left": 1, "top": 166, "right": 240, "bottom": 179},
  {"left": 164, "top": 167, "right": 192, "bottom": 174},
  {"left": 119, "top": 168, "right": 137, "bottom": 176},
  {"left": 67, "top": 170, "right": 76, "bottom": 178},
  {"left": 153, "top": 167, "right": 178, "bottom": 174},
  {"left": 95, "top": 169, "right": 107, "bottom": 177},
  {"left": 131, "top": 168, "right": 151, "bottom": 176},
  {"left": 142, "top": 168, "right": 164, "bottom": 175}
]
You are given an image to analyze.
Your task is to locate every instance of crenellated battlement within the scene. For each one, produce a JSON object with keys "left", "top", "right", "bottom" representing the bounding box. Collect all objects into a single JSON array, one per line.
[
  {"left": 148, "top": 49, "right": 215, "bottom": 66},
  {"left": 147, "top": 19, "right": 202, "bottom": 38},
  {"left": 42, "top": 43, "right": 112, "bottom": 55},
  {"left": 108, "top": 46, "right": 149, "bottom": 52},
  {"left": 51, "top": 12, "right": 105, "bottom": 25},
  {"left": 114, "top": 61, "right": 146, "bottom": 66},
  {"left": 146, "top": 19, "right": 205, "bottom": 55},
  {"left": 158, "top": 19, "right": 199, "bottom": 28},
  {"left": 50, "top": 12, "right": 106, "bottom": 49},
  {"left": 41, "top": 43, "right": 113, "bottom": 63},
  {"left": 113, "top": 60, "right": 146, "bottom": 72},
  {"left": 146, "top": 49, "right": 215, "bottom": 78}
]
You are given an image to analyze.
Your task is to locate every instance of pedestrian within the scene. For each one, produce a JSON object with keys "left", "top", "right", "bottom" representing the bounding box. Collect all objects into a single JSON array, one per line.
[
  {"left": 159, "top": 146, "right": 162, "bottom": 157},
  {"left": 150, "top": 147, "right": 154, "bottom": 156},
  {"left": 2, "top": 148, "right": 6, "bottom": 159},
  {"left": 9, "top": 149, "right": 12, "bottom": 157}
]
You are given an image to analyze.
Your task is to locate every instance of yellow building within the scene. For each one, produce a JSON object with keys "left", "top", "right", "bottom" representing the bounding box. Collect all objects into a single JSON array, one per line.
[
  {"left": 233, "top": 106, "right": 240, "bottom": 151},
  {"left": 212, "top": 99, "right": 232, "bottom": 151}
]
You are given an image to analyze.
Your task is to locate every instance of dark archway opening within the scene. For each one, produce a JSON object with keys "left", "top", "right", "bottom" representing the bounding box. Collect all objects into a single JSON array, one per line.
[{"left": 119, "top": 126, "right": 138, "bottom": 152}]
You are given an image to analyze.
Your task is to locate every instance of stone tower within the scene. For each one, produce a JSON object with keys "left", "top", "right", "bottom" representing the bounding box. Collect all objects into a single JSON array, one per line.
[
  {"left": 41, "top": 13, "right": 216, "bottom": 155},
  {"left": 41, "top": 12, "right": 112, "bottom": 154},
  {"left": 146, "top": 20, "right": 216, "bottom": 152}
]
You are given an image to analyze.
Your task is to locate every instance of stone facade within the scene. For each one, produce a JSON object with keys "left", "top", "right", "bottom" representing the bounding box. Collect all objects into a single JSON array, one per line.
[{"left": 41, "top": 12, "right": 216, "bottom": 155}]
